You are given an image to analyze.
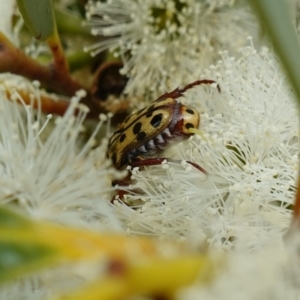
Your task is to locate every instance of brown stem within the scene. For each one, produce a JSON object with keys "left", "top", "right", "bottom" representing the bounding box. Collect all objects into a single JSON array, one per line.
[
  {"left": 0, "top": 31, "right": 84, "bottom": 96},
  {"left": 47, "top": 29, "right": 69, "bottom": 75},
  {"left": 0, "top": 32, "right": 129, "bottom": 120}
]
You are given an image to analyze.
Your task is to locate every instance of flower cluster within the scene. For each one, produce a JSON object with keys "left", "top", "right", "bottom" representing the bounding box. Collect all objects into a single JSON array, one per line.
[
  {"left": 113, "top": 44, "right": 298, "bottom": 252},
  {"left": 85, "top": 0, "right": 256, "bottom": 100},
  {"left": 0, "top": 75, "right": 120, "bottom": 231},
  {"left": 181, "top": 237, "right": 300, "bottom": 300}
]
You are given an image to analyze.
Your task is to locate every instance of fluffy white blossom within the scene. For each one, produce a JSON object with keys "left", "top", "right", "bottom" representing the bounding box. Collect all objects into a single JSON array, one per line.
[
  {"left": 113, "top": 44, "right": 298, "bottom": 253},
  {"left": 180, "top": 235, "right": 300, "bottom": 300},
  {"left": 0, "top": 75, "right": 121, "bottom": 231},
  {"left": 85, "top": 0, "right": 256, "bottom": 99}
]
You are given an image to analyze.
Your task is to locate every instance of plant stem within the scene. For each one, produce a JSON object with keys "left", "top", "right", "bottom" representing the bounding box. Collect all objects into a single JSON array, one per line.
[
  {"left": 4, "top": 87, "right": 70, "bottom": 116},
  {"left": 46, "top": 28, "right": 69, "bottom": 75},
  {"left": 0, "top": 31, "right": 84, "bottom": 96}
]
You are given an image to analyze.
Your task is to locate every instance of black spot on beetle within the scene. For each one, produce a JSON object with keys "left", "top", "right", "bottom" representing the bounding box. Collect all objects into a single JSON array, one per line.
[
  {"left": 119, "top": 133, "right": 126, "bottom": 142},
  {"left": 111, "top": 153, "right": 117, "bottom": 165},
  {"left": 185, "top": 123, "right": 194, "bottom": 129},
  {"left": 150, "top": 113, "right": 163, "bottom": 128},
  {"left": 120, "top": 154, "right": 130, "bottom": 168},
  {"left": 186, "top": 108, "right": 194, "bottom": 114},
  {"left": 146, "top": 111, "right": 153, "bottom": 118},
  {"left": 133, "top": 122, "right": 142, "bottom": 134},
  {"left": 137, "top": 131, "right": 147, "bottom": 141}
]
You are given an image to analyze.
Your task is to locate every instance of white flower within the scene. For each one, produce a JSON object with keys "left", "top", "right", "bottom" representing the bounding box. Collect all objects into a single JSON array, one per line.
[
  {"left": 113, "top": 44, "right": 298, "bottom": 252},
  {"left": 0, "top": 74, "right": 121, "bottom": 231},
  {"left": 85, "top": 0, "right": 256, "bottom": 99},
  {"left": 180, "top": 237, "right": 300, "bottom": 300}
]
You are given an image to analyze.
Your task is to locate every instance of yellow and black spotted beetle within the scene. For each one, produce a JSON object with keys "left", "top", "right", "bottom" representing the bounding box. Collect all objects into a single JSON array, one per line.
[{"left": 107, "top": 79, "right": 220, "bottom": 176}]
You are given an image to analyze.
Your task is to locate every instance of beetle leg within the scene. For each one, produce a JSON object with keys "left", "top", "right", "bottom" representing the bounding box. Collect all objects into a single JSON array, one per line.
[
  {"left": 155, "top": 79, "right": 221, "bottom": 102},
  {"left": 130, "top": 157, "right": 208, "bottom": 175}
]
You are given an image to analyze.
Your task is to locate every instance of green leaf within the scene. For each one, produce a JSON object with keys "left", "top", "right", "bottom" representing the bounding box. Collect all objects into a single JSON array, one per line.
[
  {"left": 248, "top": 0, "right": 300, "bottom": 108},
  {"left": 0, "top": 241, "right": 56, "bottom": 284},
  {"left": 54, "top": 256, "right": 219, "bottom": 300},
  {"left": 0, "top": 205, "right": 31, "bottom": 228},
  {"left": 55, "top": 9, "right": 91, "bottom": 37},
  {"left": 0, "top": 204, "right": 222, "bottom": 296},
  {"left": 16, "top": 0, "right": 56, "bottom": 41},
  {"left": 0, "top": 206, "right": 59, "bottom": 284}
]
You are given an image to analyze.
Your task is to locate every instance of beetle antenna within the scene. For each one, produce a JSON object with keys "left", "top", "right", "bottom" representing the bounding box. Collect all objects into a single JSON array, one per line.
[
  {"left": 181, "top": 79, "right": 221, "bottom": 93},
  {"left": 155, "top": 79, "right": 221, "bottom": 101}
]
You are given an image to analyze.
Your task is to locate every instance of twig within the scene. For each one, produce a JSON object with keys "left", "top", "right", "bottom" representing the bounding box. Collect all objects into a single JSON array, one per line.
[
  {"left": 4, "top": 86, "right": 70, "bottom": 116},
  {"left": 0, "top": 31, "right": 84, "bottom": 96}
]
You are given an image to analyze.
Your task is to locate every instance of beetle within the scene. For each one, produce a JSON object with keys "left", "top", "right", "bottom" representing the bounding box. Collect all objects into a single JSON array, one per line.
[{"left": 107, "top": 79, "right": 219, "bottom": 175}]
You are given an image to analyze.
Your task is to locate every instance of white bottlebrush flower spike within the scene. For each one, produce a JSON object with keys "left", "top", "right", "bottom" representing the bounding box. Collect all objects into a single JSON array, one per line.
[
  {"left": 180, "top": 236, "right": 300, "bottom": 300},
  {"left": 85, "top": 0, "right": 256, "bottom": 99},
  {"left": 114, "top": 44, "right": 298, "bottom": 253},
  {"left": 0, "top": 74, "right": 121, "bottom": 231}
]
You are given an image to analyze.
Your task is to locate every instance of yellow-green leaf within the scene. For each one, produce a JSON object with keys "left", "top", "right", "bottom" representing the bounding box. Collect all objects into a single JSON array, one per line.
[
  {"left": 0, "top": 205, "right": 31, "bottom": 228},
  {"left": 54, "top": 256, "right": 217, "bottom": 300},
  {"left": 0, "top": 205, "right": 182, "bottom": 285},
  {"left": 0, "top": 206, "right": 59, "bottom": 284},
  {"left": 0, "top": 241, "right": 56, "bottom": 284},
  {"left": 0, "top": 205, "right": 223, "bottom": 298}
]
